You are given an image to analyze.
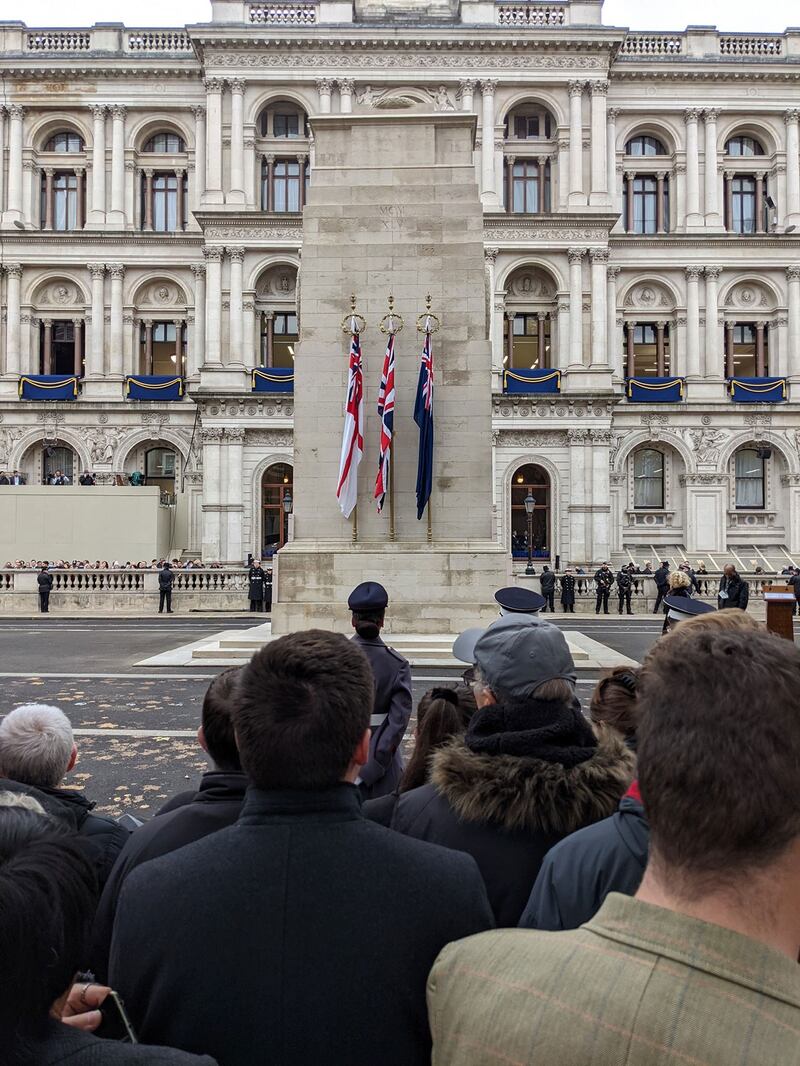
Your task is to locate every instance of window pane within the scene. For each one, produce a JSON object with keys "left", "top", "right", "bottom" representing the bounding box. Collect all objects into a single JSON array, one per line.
[
  {"left": 633, "top": 450, "right": 664, "bottom": 508},
  {"left": 735, "top": 450, "right": 764, "bottom": 508}
]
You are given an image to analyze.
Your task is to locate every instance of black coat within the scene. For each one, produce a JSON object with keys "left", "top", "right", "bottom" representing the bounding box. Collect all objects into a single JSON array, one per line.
[
  {"left": 518, "top": 792, "right": 649, "bottom": 932},
  {"left": 247, "top": 567, "right": 266, "bottom": 601},
  {"left": 90, "top": 771, "right": 248, "bottom": 982},
  {"left": 350, "top": 633, "right": 412, "bottom": 798},
  {"left": 386, "top": 734, "right": 634, "bottom": 927},
  {"left": 654, "top": 565, "right": 670, "bottom": 591},
  {"left": 594, "top": 568, "right": 614, "bottom": 590},
  {"left": 109, "top": 786, "right": 493, "bottom": 1066},
  {"left": 28, "top": 1020, "right": 216, "bottom": 1065},
  {"left": 616, "top": 570, "right": 632, "bottom": 593},
  {"left": 559, "top": 574, "right": 575, "bottom": 605},
  {"left": 718, "top": 573, "right": 750, "bottom": 610},
  {"left": 540, "top": 570, "right": 556, "bottom": 595},
  {"left": 158, "top": 568, "right": 175, "bottom": 591},
  {"left": 38, "top": 572, "right": 53, "bottom": 591}
]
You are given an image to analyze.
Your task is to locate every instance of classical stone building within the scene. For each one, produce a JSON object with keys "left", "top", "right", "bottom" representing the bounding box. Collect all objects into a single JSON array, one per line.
[{"left": 1, "top": 0, "right": 800, "bottom": 570}]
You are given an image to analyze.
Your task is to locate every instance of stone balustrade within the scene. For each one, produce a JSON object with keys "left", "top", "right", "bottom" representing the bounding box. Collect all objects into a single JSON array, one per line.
[
  {"left": 618, "top": 29, "right": 797, "bottom": 60},
  {"left": 719, "top": 34, "right": 783, "bottom": 56},
  {"left": 618, "top": 34, "right": 684, "bottom": 57},
  {"left": 26, "top": 30, "right": 90, "bottom": 51},
  {"left": 124, "top": 30, "right": 192, "bottom": 52},
  {"left": 496, "top": 3, "right": 566, "bottom": 27},
  {"left": 248, "top": 3, "right": 318, "bottom": 24}
]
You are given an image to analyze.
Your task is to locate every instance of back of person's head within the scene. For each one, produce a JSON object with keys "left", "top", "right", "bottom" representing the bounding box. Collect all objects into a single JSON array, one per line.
[
  {"left": 399, "top": 685, "right": 476, "bottom": 793},
  {"left": 0, "top": 809, "right": 97, "bottom": 1065},
  {"left": 233, "top": 630, "right": 373, "bottom": 790},
  {"left": 589, "top": 667, "right": 640, "bottom": 745},
  {"left": 351, "top": 609, "right": 384, "bottom": 641},
  {"left": 672, "top": 610, "right": 761, "bottom": 638},
  {"left": 637, "top": 627, "right": 800, "bottom": 899},
  {"left": 0, "top": 704, "right": 74, "bottom": 789},
  {"left": 201, "top": 668, "right": 243, "bottom": 773},
  {"left": 668, "top": 570, "right": 690, "bottom": 591}
]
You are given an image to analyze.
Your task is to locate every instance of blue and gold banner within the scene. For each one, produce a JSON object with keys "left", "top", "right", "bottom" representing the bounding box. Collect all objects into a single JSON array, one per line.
[
  {"left": 627, "top": 376, "right": 685, "bottom": 403},
  {"left": 18, "top": 375, "right": 79, "bottom": 401},
  {"left": 503, "top": 368, "right": 561, "bottom": 395},
  {"left": 729, "top": 377, "right": 787, "bottom": 403},
  {"left": 125, "top": 376, "right": 184, "bottom": 401},
  {"left": 252, "top": 367, "right": 294, "bottom": 393}
]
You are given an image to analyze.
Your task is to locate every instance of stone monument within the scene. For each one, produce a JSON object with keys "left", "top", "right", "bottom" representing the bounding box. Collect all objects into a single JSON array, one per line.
[{"left": 271, "top": 110, "right": 509, "bottom": 635}]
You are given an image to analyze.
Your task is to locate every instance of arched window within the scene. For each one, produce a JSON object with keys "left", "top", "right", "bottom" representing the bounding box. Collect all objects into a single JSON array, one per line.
[
  {"left": 735, "top": 449, "right": 765, "bottom": 509},
  {"left": 505, "top": 106, "right": 554, "bottom": 140},
  {"left": 725, "top": 322, "right": 769, "bottom": 378},
  {"left": 145, "top": 447, "right": 177, "bottom": 499},
  {"left": 725, "top": 136, "right": 765, "bottom": 157},
  {"left": 143, "top": 132, "right": 186, "bottom": 153},
  {"left": 625, "top": 135, "right": 667, "bottom": 157},
  {"left": 261, "top": 462, "right": 293, "bottom": 555},
  {"left": 45, "top": 132, "right": 84, "bottom": 153},
  {"left": 258, "top": 105, "right": 308, "bottom": 139},
  {"left": 633, "top": 449, "right": 665, "bottom": 509},
  {"left": 42, "top": 444, "right": 76, "bottom": 484},
  {"left": 510, "top": 464, "right": 551, "bottom": 560}
]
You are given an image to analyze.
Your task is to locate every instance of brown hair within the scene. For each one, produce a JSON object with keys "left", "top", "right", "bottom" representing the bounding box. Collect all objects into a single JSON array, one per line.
[
  {"left": 670, "top": 610, "right": 761, "bottom": 637},
  {"left": 398, "top": 685, "right": 475, "bottom": 793},
  {"left": 352, "top": 610, "right": 384, "bottom": 641},
  {"left": 232, "top": 630, "right": 373, "bottom": 790},
  {"left": 637, "top": 626, "right": 800, "bottom": 898},
  {"left": 589, "top": 667, "right": 640, "bottom": 742},
  {"left": 201, "top": 667, "right": 243, "bottom": 773}
]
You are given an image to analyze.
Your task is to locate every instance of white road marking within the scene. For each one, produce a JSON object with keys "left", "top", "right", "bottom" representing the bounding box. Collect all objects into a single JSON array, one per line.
[
  {"left": 73, "top": 729, "right": 197, "bottom": 737},
  {"left": 0, "top": 672, "right": 217, "bottom": 680}
]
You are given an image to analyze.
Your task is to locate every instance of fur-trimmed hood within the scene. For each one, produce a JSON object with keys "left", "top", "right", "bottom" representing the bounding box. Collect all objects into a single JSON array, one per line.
[{"left": 429, "top": 732, "right": 635, "bottom": 836}]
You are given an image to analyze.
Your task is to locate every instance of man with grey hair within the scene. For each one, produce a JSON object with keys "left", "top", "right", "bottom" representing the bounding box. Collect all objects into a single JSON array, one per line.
[{"left": 0, "top": 703, "right": 128, "bottom": 886}]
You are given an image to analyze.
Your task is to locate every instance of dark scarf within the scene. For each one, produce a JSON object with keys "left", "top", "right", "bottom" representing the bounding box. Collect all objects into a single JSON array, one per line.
[{"left": 465, "top": 695, "right": 598, "bottom": 769}]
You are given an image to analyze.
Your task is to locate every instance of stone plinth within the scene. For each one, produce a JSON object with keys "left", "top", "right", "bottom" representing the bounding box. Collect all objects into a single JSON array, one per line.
[{"left": 271, "top": 111, "right": 508, "bottom": 635}]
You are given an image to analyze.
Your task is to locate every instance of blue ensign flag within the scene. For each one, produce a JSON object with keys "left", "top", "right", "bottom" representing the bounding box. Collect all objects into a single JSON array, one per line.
[{"left": 413, "top": 327, "right": 434, "bottom": 520}]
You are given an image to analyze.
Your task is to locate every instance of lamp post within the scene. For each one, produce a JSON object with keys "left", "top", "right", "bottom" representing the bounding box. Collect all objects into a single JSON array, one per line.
[
  {"left": 282, "top": 490, "right": 293, "bottom": 515},
  {"left": 524, "top": 491, "right": 535, "bottom": 576}
]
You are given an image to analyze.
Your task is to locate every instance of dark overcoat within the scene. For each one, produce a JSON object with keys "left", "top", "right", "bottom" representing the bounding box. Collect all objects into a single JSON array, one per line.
[
  {"left": 27, "top": 1021, "right": 216, "bottom": 1065},
  {"left": 109, "top": 785, "right": 493, "bottom": 1066},
  {"left": 718, "top": 573, "right": 750, "bottom": 610},
  {"left": 559, "top": 574, "right": 576, "bottom": 606},
  {"left": 350, "top": 632, "right": 412, "bottom": 798},
  {"left": 248, "top": 566, "right": 266, "bottom": 601},
  {"left": 540, "top": 570, "right": 556, "bottom": 595}
]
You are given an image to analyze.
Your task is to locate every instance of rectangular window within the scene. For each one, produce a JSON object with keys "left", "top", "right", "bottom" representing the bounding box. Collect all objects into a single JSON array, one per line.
[
  {"left": 735, "top": 450, "right": 765, "bottom": 509},
  {"left": 273, "top": 114, "right": 299, "bottom": 138},
  {"left": 633, "top": 450, "right": 665, "bottom": 509},
  {"left": 633, "top": 176, "right": 658, "bottom": 235},
  {"left": 731, "top": 176, "right": 756, "bottom": 234},
  {"left": 152, "top": 174, "right": 178, "bottom": 232},
  {"left": 504, "top": 313, "right": 551, "bottom": 369},
  {"left": 273, "top": 161, "right": 301, "bottom": 213},
  {"left": 510, "top": 160, "right": 549, "bottom": 214}
]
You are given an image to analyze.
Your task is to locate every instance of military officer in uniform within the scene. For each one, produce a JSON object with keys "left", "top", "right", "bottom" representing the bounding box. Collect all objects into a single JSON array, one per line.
[
  {"left": 248, "top": 561, "right": 267, "bottom": 612},
  {"left": 348, "top": 581, "right": 413, "bottom": 800},
  {"left": 662, "top": 594, "right": 715, "bottom": 635},
  {"left": 494, "top": 586, "right": 546, "bottom": 617}
]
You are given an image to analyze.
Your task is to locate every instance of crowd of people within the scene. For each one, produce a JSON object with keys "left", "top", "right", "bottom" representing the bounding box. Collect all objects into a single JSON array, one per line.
[
  {"left": 0, "top": 580, "right": 798, "bottom": 1065},
  {"left": 3, "top": 558, "right": 226, "bottom": 571}
]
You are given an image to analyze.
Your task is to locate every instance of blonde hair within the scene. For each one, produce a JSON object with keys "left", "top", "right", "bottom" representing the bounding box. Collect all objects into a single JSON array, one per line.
[{"left": 669, "top": 570, "right": 691, "bottom": 591}]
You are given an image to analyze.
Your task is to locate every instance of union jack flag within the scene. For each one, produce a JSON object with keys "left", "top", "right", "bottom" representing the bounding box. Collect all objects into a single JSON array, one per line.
[
  {"left": 336, "top": 327, "right": 364, "bottom": 519},
  {"left": 374, "top": 333, "right": 396, "bottom": 512},
  {"left": 413, "top": 323, "right": 434, "bottom": 521}
]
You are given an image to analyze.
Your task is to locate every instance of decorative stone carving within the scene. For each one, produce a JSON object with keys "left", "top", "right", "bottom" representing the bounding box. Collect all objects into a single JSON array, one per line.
[
  {"left": 85, "top": 428, "right": 123, "bottom": 465},
  {"left": 246, "top": 430, "right": 294, "bottom": 446},
  {"left": 623, "top": 280, "right": 674, "bottom": 310},
  {"left": 496, "top": 430, "right": 569, "bottom": 447},
  {"left": 686, "top": 428, "right": 728, "bottom": 465},
  {"left": 256, "top": 264, "right": 298, "bottom": 299},
  {"left": 141, "top": 412, "right": 170, "bottom": 426},
  {"left": 204, "top": 50, "right": 605, "bottom": 72},
  {"left": 137, "top": 281, "right": 185, "bottom": 307},
  {"left": 724, "top": 280, "right": 774, "bottom": 310},
  {"left": 0, "top": 427, "right": 24, "bottom": 462},
  {"left": 744, "top": 413, "right": 772, "bottom": 426},
  {"left": 32, "top": 279, "right": 83, "bottom": 308},
  {"left": 506, "top": 267, "right": 555, "bottom": 300}
]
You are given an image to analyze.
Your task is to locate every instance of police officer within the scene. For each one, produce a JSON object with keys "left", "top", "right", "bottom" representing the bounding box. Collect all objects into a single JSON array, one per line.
[
  {"left": 594, "top": 562, "right": 615, "bottom": 615},
  {"left": 494, "top": 586, "right": 546, "bottom": 617},
  {"left": 616, "top": 565, "right": 634, "bottom": 616},
  {"left": 248, "top": 560, "right": 267, "bottom": 612},
  {"left": 158, "top": 561, "right": 175, "bottom": 614},
  {"left": 37, "top": 565, "right": 53, "bottom": 613},
  {"left": 539, "top": 566, "right": 556, "bottom": 613},
  {"left": 348, "top": 581, "right": 413, "bottom": 800},
  {"left": 662, "top": 594, "right": 715, "bottom": 635}
]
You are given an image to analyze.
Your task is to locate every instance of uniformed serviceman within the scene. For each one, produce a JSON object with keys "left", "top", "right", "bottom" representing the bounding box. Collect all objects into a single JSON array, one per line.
[
  {"left": 248, "top": 560, "right": 267, "bottom": 612},
  {"left": 661, "top": 594, "right": 715, "bottom": 635},
  {"left": 494, "top": 586, "right": 546, "bottom": 617},
  {"left": 348, "top": 581, "right": 413, "bottom": 800}
]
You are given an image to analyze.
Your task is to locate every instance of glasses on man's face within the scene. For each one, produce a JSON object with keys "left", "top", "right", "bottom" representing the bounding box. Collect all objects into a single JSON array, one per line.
[{"left": 461, "top": 666, "right": 478, "bottom": 687}]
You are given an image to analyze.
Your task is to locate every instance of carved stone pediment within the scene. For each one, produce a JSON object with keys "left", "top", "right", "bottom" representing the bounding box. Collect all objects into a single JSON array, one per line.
[
  {"left": 623, "top": 280, "right": 674, "bottom": 311},
  {"left": 255, "top": 264, "right": 298, "bottom": 300},
  {"left": 137, "top": 281, "right": 185, "bottom": 307},
  {"left": 724, "top": 280, "right": 774, "bottom": 311},
  {"left": 505, "top": 267, "right": 557, "bottom": 302},
  {"left": 32, "top": 278, "right": 84, "bottom": 308}
]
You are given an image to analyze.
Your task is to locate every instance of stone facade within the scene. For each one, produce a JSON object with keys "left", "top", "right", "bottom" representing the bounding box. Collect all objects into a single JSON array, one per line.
[{"left": 1, "top": 1, "right": 800, "bottom": 571}]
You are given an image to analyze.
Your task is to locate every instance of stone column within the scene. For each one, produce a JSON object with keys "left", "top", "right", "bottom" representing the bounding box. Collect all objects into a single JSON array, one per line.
[
  {"left": 89, "top": 105, "right": 106, "bottom": 225},
  {"left": 755, "top": 171, "right": 766, "bottom": 234},
  {"left": 704, "top": 266, "right": 721, "bottom": 377},
  {"left": 204, "top": 79, "right": 224, "bottom": 204},
  {"left": 87, "top": 264, "right": 105, "bottom": 377},
  {"left": 589, "top": 248, "right": 608, "bottom": 367},
  {"left": 244, "top": 137, "right": 256, "bottom": 207},
  {"left": 479, "top": 80, "right": 497, "bottom": 205},
  {"left": 459, "top": 79, "right": 476, "bottom": 112},
  {"left": 175, "top": 169, "right": 185, "bottom": 230},
  {"left": 73, "top": 317, "right": 84, "bottom": 376},
  {"left": 557, "top": 137, "right": 569, "bottom": 210},
  {"left": 656, "top": 171, "right": 667, "bottom": 233},
  {"left": 190, "top": 264, "right": 206, "bottom": 376},
  {"left": 143, "top": 320, "right": 153, "bottom": 375},
  {"left": 755, "top": 321, "right": 767, "bottom": 377},
  {"left": 655, "top": 320, "right": 667, "bottom": 377},
  {"left": 108, "top": 263, "right": 124, "bottom": 377},
  {"left": 298, "top": 153, "right": 308, "bottom": 210},
  {"left": 723, "top": 170, "right": 734, "bottom": 230},
  {"left": 142, "top": 168, "right": 154, "bottom": 231},
  {"left": 724, "top": 321, "right": 735, "bottom": 378},
  {"left": 484, "top": 247, "right": 499, "bottom": 374},
  {"left": 686, "top": 266, "right": 702, "bottom": 378},
  {"left": 264, "top": 311, "right": 274, "bottom": 366},
  {"left": 74, "top": 167, "right": 86, "bottom": 229},
  {"left": 505, "top": 312, "right": 515, "bottom": 367},
  {"left": 785, "top": 109, "right": 800, "bottom": 226},
  {"left": 338, "top": 79, "right": 354, "bottom": 114},
  {"left": 556, "top": 299, "right": 570, "bottom": 371},
  {"left": 606, "top": 266, "right": 621, "bottom": 377},
  {"left": 242, "top": 296, "right": 256, "bottom": 369},
  {"left": 316, "top": 78, "right": 333, "bottom": 114},
  {"left": 22, "top": 161, "right": 35, "bottom": 228},
  {"left": 204, "top": 248, "right": 223, "bottom": 366},
  {"left": 173, "top": 318, "right": 184, "bottom": 375},
  {"left": 493, "top": 138, "right": 505, "bottom": 207},
  {"left": 588, "top": 80, "right": 608, "bottom": 205},
  {"left": 193, "top": 105, "right": 206, "bottom": 210},
  {"left": 684, "top": 108, "right": 702, "bottom": 227},
  {"left": 787, "top": 266, "right": 800, "bottom": 378},
  {"left": 5, "top": 265, "right": 20, "bottom": 375},
  {"left": 225, "top": 426, "right": 245, "bottom": 564},
  {"left": 0, "top": 108, "right": 5, "bottom": 221},
  {"left": 568, "top": 247, "right": 584, "bottom": 368},
  {"left": 123, "top": 162, "right": 134, "bottom": 229},
  {"left": 42, "top": 319, "right": 53, "bottom": 374},
  {"left": 568, "top": 429, "right": 588, "bottom": 563},
  {"left": 773, "top": 319, "right": 787, "bottom": 379},
  {"left": 703, "top": 108, "right": 721, "bottom": 226},
  {"left": 43, "top": 168, "right": 55, "bottom": 230},
  {"left": 109, "top": 105, "right": 126, "bottom": 226},
  {"left": 606, "top": 108, "right": 619, "bottom": 211},
  {"left": 568, "top": 80, "right": 585, "bottom": 205},
  {"left": 228, "top": 78, "right": 245, "bottom": 203},
  {"left": 201, "top": 427, "right": 222, "bottom": 561},
  {"left": 625, "top": 322, "right": 635, "bottom": 377},
  {"left": 6, "top": 105, "right": 24, "bottom": 224},
  {"left": 228, "top": 247, "right": 244, "bottom": 367}
]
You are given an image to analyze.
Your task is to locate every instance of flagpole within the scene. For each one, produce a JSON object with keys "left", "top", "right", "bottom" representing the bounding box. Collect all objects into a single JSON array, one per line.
[
  {"left": 416, "top": 293, "right": 440, "bottom": 545},
  {"left": 338, "top": 294, "right": 366, "bottom": 537},
  {"left": 378, "top": 294, "right": 403, "bottom": 542},
  {"left": 352, "top": 503, "right": 358, "bottom": 543}
]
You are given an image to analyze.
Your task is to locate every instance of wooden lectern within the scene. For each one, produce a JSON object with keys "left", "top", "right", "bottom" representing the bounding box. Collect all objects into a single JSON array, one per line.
[{"left": 763, "top": 585, "right": 796, "bottom": 641}]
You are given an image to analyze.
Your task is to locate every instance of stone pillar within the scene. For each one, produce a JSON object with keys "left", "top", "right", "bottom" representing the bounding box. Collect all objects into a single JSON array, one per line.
[
  {"left": 42, "top": 319, "right": 53, "bottom": 374},
  {"left": 205, "top": 78, "right": 224, "bottom": 205},
  {"left": 43, "top": 168, "right": 55, "bottom": 230},
  {"left": 755, "top": 171, "right": 766, "bottom": 234},
  {"left": 143, "top": 320, "right": 153, "bottom": 375},
  {"left": 755, "top": 321, "right": 767, "bottom": 377},
  {"left": 493, "top": 138, "right": 504, "bottom": 207},
  {"left": 75, "top": 167, "right": 86, "bottom": 230},
  {"left": 228, "top": 247, "right": 244, "bottom": 367},
  {"left": 264, "top": 311, "right": 274, "bottom": 366},
  {"left": 723, "top": 170, "right": 734, "bottom": 230},
  {"left": 588, "top": 80, "right": 608, "bottom": 205},
  {"left": 338, "top": 79, "right": 354, "bottom": 114},
  {"left": 87, "top": 264, "right": 105, "bottom": 377},
  {"left": 724, "top": 321, "right": 735, "bottom": 379},
  {"left": 704, "top": 266, "right": 721, "bottom": 377},
  {"left": 568, "top": 429, "right": 588, "bottom": 563},
  {"left": 22, "top": 161, "right": 35, "bottom": 228},
  {"left": 109, "top": 105, "right": 126, "bottom": 226},
  {"left": 685, "top": 268, "right": 702, "bottom": 379},
  {"left": 459, "top": 79, "right": 476, "bottom": 112},
  {"left": 242, "top": 296, "right": 256, "bottom": 369},
  {"left": 173, "top": 318, "right": 184, "bottom": 375},
  {"left": 568, "top": 81, "right": 584, "bottom": 205},
  {"left": 204, "top": 248, "right": 223, "bottom": 366},
  {"left": 298, "top": 153, "right": 308, "bottom": 210},
  {"left": 193, "top": 105, "right": 206, "bottom": 211},
  {"left": 143, "top": 168, "right": 154, "bottom": 231},
  {"left": 73, "top": 317, "right": 84, "bottom": 376},
  {"left": 6, "top": 105, "right": 24, "bottom": 224},
  {"left": 655, "top": 320, "right": 667, "bottom": 377},
  {"left": 479, "top": 80, "right": 497, "bottom": 205},
  {"left": 606, "top": 108, "right": 619, "bottom": 211},
  {"left": 703, "top": 108, "right": 721, "bottom": 227},
  {"left": 624, "top": 172, "right": 635, "bottom": 232},
  {"left": 557, "top": 137, "right": 569, "bottom": 210},
  {"left": 228, "top": 78, "right": 245, "bottom": 203},
  {"left": 774, "top": 319, "right": 788, "bottom": 379},
  {"left": 625, "top": 322, "right": 635, "bottom": 378},
  {"left": 787, "top": 266, "right": 800, "bottom": 378},
  {"left": 568, "top": 247, "right": 584, "bottom": 368},
  {"left": 589, "top": 249, "right": 608, "bottom": 367},
  {"left": 556, "top": 298, "right": 570, "bottom": 371},
  {"left": 89, "top": 105, "right": 107, "bottom": 225},
  {"left": 685, "top": 108, "right": 702, "bottom": 228},
  {"left": 590, "top": 431, "right": 611, "bottom": 563},
  {"left": 108, "top": 263, "right": 124, "bottom": 377},
  {"left": 123, "top": 162, "right": 134, "bottom": 229},
  {"left": 0, "top": 108, "right": 5, "bottom": 221},
  {"left": 656, "top": 171, "right": 667, "bottom": 233},
  {"left": 606, "top": 266, "right": 621, "bottom": 377},
  {"left": 785, "top": 109, "right": 800, "bottom": 226},
  {"left": 225, "top": 426, "right": 245, "bottom": 564},
  {"left": 5, "top": 265, "right": 21, "bottom": 375},
  {"left": 201, "top": 427, "right": 222, "bottom": 561},
  {"left": 175, "top": 169, "right": 185, "bottom": 230},
  {"left": 316, "top": 78, "right": 333, "bottom": 114},
  {"left": 190, "top": 264, "right": 206, "bottom": 376}
]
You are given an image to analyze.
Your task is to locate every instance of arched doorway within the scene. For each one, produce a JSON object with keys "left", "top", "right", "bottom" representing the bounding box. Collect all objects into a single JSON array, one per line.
[
  {"left": 145, "top": 447, "right": 177, "bottom": 499},
  {"left": 510, "top": 463, "right": 551, "bottom": 561},
  {"left": 40, "top": 442, "right": 77, "bottom": 484},
  {"left": 261, "top": 462, "right": 293, "bottom": 557}
]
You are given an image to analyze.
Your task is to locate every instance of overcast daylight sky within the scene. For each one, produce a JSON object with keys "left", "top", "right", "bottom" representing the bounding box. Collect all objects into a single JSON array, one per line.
[{"left": 6, "top": 0, "right": 797, "bottom": 30}]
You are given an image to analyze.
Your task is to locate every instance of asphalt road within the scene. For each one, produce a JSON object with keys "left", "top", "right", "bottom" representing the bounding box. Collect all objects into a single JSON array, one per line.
[{"left": 0, "top": 614, "right": 673, "bottom": 818}]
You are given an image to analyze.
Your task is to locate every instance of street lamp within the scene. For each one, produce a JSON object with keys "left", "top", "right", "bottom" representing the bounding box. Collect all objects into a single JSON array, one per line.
[
  {"left": 282, "top": 491, "right": 293, "bottom": 514},
  {"left": 524, "top": 492, "right": 535, "bottom": 576}
]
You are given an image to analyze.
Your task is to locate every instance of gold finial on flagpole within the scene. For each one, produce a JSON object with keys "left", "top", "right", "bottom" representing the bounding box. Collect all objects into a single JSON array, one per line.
[
  {"left": 342, "top": 294, "right": 367, "bottom": 336},
  {"left": 416, "top": 293, "right": 441, "bottom": 334},
  {"left": 380, "top": 294, "right": 404, "bottom": 336}
]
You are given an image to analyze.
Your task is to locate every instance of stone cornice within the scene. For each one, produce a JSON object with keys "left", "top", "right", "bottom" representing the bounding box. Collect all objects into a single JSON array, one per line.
[
  {"left": 611, "top": 234, "right": 800, "bottom": 250},
  {"left": 612, "top": 67, "right": 800, "bottom": 83},
  {"left": 0, "top": 231, "right": 204, "bottom": 246},
  {"left": 0, "top": 61, "right": 200, "bottom": 79},
  {"left": 194, "top": 212, "right": 302, "bottom": 242},
  {"left": 484, "top": 212, "right": 617, "bottom": 243}
]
